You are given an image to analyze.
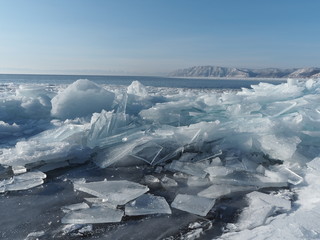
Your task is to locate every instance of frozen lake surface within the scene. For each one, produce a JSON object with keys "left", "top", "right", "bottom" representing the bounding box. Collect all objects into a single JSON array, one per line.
[{"left": 0, "top": 75, "right": 319, "bottom": 239}]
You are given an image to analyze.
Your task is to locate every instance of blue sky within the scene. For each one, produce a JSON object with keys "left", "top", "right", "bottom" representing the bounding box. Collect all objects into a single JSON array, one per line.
[{"left": 1, "top": 0, "right": 320, "bottom": 75}]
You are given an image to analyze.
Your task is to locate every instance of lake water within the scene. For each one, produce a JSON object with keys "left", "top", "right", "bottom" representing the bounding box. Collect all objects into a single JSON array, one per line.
[{"left": 0, "top": 74, "right": 285, "bottom": 89}]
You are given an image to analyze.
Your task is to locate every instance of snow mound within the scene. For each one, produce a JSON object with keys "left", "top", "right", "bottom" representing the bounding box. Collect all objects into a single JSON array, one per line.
[
  {"left": 127, "top": 80, "right": 148, "bottom": 97},
  {"left": 51, "top": 79, "right": 115, "bottom": 119}
]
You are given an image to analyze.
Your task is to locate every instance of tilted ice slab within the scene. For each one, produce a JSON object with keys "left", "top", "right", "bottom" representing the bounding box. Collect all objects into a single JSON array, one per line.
[
  {"left": 171, "top": 194, "right": 216, "bottom": 216},
  {"left": 61, "top": 202, "right": 90, "bottom": 213},
  {"left": 62, "top": 206, "right": 124, "bottom": 224},
  {"left": 125, "top": 194, "right": 172, "bottom": 216},
  {"left": 74, "top": 180, "right": 149, "bottom": 205},
  {"left": 0, "top": 171, "right": 46, "bottom": 192},
  {"left": 198, "top": 184, "right": 257, "bottom": 199}
]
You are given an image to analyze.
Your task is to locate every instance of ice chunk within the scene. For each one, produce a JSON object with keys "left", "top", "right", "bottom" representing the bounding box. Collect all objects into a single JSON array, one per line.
[
  {"left": 37, "top": 161, "right": 69, "bottom": 172},
  {"left": 276, "top": 166, "right": 303, "bottom": 185},
  {"left": 125, "top": 194, "right": 171, "bottom": 216},
  {"left": 127, "top": 80, "right": 148, "bottom": 97},
  {"left": 198, "top": 185, "right": 256, "bottom": 199},
  {"left": 160, "top": 175, "right": 178, "bottom": 188},
  {"left": 74, "top": 180, "right": 149, "bottom": 205},
  {"left": 61, "top": 202, "right": 90, "bottom": 213},
  {"left": 93, "top": 137, "right": 150, "bottom": 168},
  {"left": 257, "top": 135, "right": 301, "bottom": 161},
  {"left": 1, "top": 171, "right": 46, "bottom": 192},
  {"left": 307, "top": 157, "right": 320, "bottom": 171},
  {"left": 61, "top": 206, "right": 124, "bottom": 224},
  {"left": 51, "top": 79, "right": 115, "bottom": 119},
  {"left": 187, "top": 176, "right": 210, "bottom": 187},
  {"left": 12, "top": 165, "right": 27, "bottom": 175},
  {"left": 84, "top": 197, "right": 117, "bottom": 209},
  {"left": 0, "top": 122, "right": 88, "bottom": 167},
  {"left": 204, "top": 166, "right": 233, "bottom": 177},
  {"left": 6, "top": 178, "right": 44, "bottom": 191},
  {"left": 143, "top": 175, "right": 160, "bottom": 185},
  {"left": 171, "top": 194, "right": 215, "bottom": 216},
  {"left": 86, "top": 110, "right": 129, "bottom": 149},
  {"left": 14, "top": 171, "right": 46, "bottom": 180},
  {"left": 167, "top": 160, "right": 208, "bottom": 178},
  {"left": 131, "top": 141, "right": 163, "bottom": 164}
]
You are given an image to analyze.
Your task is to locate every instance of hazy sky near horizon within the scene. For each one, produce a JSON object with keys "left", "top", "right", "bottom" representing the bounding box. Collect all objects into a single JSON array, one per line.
[{"left": 1, "top": 0, "right": 320, "bottom": 75}]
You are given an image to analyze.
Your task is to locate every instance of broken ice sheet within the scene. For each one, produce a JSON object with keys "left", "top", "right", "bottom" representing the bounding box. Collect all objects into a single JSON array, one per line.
[
  {"left": 62, "top": 206, "right": 124, "bottom": 224},
  {"left": 273, "top": 166, "right": 303, "bottom": 185},
  {"left": 204, "top": 166, "right": 233, "bottom": 177},
  {"left": 198, "top": 184, "right": 257, "bottom": 199},
  {"left": 167, "top": 160, "right": 208, "bottom": 178},
  {"left": 74, "top": 180, "right": 149, "bottom": 205},
  {"left": 171, "top": 194, "right": 215, "bottom": 216},
  {"left": 125, "top": 194, "right": 171, "bottom": 216},
  {"left": 131, "top": 141, "right": 163, "bottom": 164},
  {"left": 1, "top": 171, "right": 46, "bottom": 192},
  {"left": 61, "top": 202, "right": 90, "bottom": 213},
  {"left": 84, "top": 197, "right": 118, "bottom": 209}
]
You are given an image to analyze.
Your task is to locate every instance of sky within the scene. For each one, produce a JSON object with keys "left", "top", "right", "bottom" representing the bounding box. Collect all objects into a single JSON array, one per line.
[{"left": 1, "top": 0, "right": 320, "bottom": 75}]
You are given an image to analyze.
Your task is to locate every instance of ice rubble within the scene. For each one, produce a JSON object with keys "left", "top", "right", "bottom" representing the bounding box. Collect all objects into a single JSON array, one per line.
[{"left": 1, "top": 78, "right": 320, "bottom": 238}]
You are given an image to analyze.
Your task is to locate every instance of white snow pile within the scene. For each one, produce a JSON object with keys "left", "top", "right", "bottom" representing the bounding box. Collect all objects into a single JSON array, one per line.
[
  {"left": 1, "top": 78, "right": 320, "bottom": 239},
  {"left": 51, "top": 79, "right": 115, "bottom": 119}
]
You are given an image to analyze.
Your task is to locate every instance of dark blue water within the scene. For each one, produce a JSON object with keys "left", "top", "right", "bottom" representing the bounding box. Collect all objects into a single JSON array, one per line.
[{"left": 0, "top": 74, "right": 286, "bottom": 89}]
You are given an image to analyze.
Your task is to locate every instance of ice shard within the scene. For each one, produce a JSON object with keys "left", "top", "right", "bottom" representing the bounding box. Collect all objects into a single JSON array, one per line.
[
  {"left": 198, "top": 184, "right": 257, "bottom": 199},
  {"left": 61, "top": 206, "right": 124, "bottom": 224},
  {"left": 74, "top": 180, "right": 149, "bottom": 205},
  {"left": 171, "top": 194, "right": 216, "bottom": 216},
  {"left": 125, "top": 194, "right": 171, "bottom": 216}
]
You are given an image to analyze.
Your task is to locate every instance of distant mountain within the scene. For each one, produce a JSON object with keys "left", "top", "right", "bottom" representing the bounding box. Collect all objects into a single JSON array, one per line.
[{"left": 169, "top": 66, "right": 320, "bottom": 78}]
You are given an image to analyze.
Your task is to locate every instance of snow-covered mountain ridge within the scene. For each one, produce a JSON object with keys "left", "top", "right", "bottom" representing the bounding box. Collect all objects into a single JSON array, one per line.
[{"left": 169, "top": 66, "right": 320, "bottom": 78}]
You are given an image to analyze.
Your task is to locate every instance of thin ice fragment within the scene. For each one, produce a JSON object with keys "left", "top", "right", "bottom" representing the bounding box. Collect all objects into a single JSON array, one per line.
[
  {"left": 204, "top": 166, "right": 233, "bottom": 177},
  {"left": 125, "top": 194, "right": 171, "bottom": 216},
  {"left": 74, "top": 180, "right": 149, "bottom": 205},
  {"left": 1, "top": 171, "right": 46, "bottom": 192},
  {"left": 61, "top": 202, "right": 90, "bottom": 213},
  {"left": 61, "top": 206, "right": 124, "bottom": 224},
  {"left": 167, "top": 160, "right": 207, "bottom": 178},
  {"left": 198, "top": 185, "right": 256, "bottom": 199},
  {"left": 171, "top": 194, "right": 215, "bottom": 216}
]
